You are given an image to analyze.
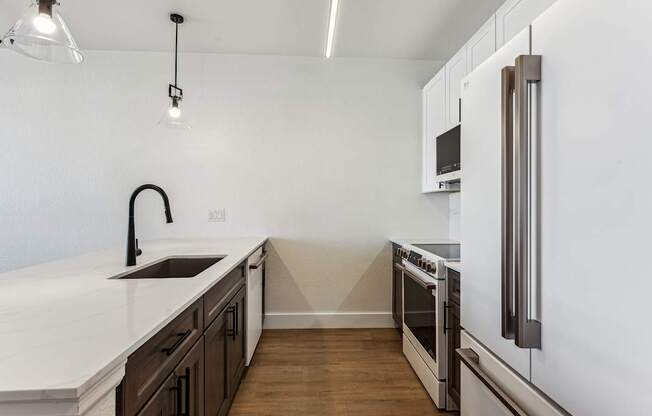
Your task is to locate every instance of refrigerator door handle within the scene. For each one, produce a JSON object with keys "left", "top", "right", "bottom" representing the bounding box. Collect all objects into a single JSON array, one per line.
[
  {"left": 501, "top": 65, "right": 516, "bottom": 341},
  {"left": 457, "top": 348, "right": 528, "bottom": 416},
  {"left": 514, "top": 54, "right": 542, "bottom": 349}
]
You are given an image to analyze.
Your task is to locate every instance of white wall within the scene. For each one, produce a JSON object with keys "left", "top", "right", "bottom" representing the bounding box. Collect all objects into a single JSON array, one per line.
[
  {"left": 449, "top": 192, "right": 461, "bottom": 241},
  {"left": 0, "top": 50, "right": 448, "bottom": 326}
]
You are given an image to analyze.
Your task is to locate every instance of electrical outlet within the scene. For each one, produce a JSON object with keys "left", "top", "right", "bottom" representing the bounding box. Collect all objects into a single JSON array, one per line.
[{"left": 208, "top": 208, "right": 226, "bottom": 222}]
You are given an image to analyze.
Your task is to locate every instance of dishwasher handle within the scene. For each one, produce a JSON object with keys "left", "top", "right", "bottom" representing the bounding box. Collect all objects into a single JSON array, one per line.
[{"left": 249, "top": 253, "right": 267, "bottom": 270}]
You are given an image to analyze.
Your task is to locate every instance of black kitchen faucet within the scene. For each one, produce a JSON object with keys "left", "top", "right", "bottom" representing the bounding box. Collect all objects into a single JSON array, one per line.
[{"left": 126, "top": 184, "right": 173, "bottom": 266}]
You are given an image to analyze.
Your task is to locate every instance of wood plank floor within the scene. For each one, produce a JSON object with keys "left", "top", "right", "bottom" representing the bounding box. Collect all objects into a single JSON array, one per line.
[{"left": 229, "top": 328, "right": 449, "bottom": 416}]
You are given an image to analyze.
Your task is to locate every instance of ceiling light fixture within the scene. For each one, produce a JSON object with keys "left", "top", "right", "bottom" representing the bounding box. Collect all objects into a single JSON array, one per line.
[
  {"left": 1, "top": 0, "right": 83, "bottom": 64},
  {"left": 325, "top": 0, "right": 339, "bottom": 58},
  {"left": 159, "top": 13, "right": 190, "bottom": 130}
]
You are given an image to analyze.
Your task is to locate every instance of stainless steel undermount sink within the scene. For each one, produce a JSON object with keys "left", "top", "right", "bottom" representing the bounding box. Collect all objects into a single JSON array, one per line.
[{"left": 113, "top": 256, "right": 224, "bottom": 279}]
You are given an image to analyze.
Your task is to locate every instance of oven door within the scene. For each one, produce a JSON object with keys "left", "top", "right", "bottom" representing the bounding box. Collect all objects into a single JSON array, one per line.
[{"left": 403, "top": 268, "right": 438, "bottom": 364}]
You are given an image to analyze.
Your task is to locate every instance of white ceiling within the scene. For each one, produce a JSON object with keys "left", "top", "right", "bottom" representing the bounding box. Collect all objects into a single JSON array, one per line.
[{"left": 0, "top": 0, "right": 504, "bottom": 60}]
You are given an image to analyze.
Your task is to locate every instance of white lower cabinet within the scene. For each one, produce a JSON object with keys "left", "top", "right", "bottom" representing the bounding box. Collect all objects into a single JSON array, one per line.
[
  {"left": 460, "top": 331, "right": 565, "bottom": 416},
  {"left": 246, "top": 247, "right": 265, "bottom": 366}
]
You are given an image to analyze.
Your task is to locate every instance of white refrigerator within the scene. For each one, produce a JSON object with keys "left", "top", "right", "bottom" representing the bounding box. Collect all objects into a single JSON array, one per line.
[{"left": 460, "top": 0, "right": 652, "bottom": 415}]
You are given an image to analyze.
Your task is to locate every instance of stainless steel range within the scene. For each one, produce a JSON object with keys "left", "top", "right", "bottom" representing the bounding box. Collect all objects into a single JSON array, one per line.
[{"left": 395, "top": 243, "right": 460, "bottom": 410}]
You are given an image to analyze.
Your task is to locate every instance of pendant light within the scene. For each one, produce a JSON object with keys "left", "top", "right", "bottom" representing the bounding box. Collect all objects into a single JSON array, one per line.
[
  {"left": 1, "top": 0, "right": 83, "bottom": 64},
  {"left": 159, "top": 13, "right": 190, "bottom": 130}
]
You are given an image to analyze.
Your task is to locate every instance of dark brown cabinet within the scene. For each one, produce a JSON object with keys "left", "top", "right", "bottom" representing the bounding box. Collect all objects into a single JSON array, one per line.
[
  {"left": 117, "top": 259, "right": 250, "bottom": 416},
  {"left": 446, "top": 268, "right": 461, "bottom": 408},
  {"left": 134, "top": 373, "right": 177, "bottom": 416},
  {"left": 392, "top": 262, "right": 403, "bottom": 330},
  {"left": 122, "top": 298, "right": 203, "bottom": 416},
  {"left": 391, "top": 243, "right": 404, "bottom": 331},
  {"left": 205, "top": 284, "right": 247, "bottom": 416},
  {"left": 173, "top": 341, "right": 204, "bottom": 416},
  {"left": 228, "top": 286, "right": 246, "bottom": 392},
  {"left": 204, "top": 308, "right": 230, "bottom": 416}
]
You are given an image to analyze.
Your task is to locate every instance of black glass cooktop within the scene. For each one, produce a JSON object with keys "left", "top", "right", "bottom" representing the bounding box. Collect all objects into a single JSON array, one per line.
[{"left": 413, "top": 244, "right": 460, "bottom": 259}]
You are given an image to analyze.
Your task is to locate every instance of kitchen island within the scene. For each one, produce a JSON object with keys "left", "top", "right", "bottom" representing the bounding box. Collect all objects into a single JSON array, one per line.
[{"left": 0, "top": 237, "right": 267, "bottom": 416}]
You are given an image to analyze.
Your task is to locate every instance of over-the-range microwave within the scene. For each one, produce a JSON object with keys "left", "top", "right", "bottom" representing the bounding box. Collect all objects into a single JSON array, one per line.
[{"left": 436, "top": 125, "right": 461, "bottom": 176}]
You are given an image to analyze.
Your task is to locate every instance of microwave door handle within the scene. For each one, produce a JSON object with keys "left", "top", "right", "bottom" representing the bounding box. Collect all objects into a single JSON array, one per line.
[
  {"left": 514, "top": 55, "right": 542, "bottom": 349},
  {"left": 501, "top": 65, "right": 516, "bottom": 340}
]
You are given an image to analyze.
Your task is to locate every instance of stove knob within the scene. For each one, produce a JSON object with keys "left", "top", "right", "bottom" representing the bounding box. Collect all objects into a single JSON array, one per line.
[
  {"left": 428, "top": 263, "right": 437, "bottom": 274},
  {"left": 423, "top": 260, "right": 432, "bottom": 271},
  {"left": 416, "top": 258, "right": 423, "bottom": 267}
]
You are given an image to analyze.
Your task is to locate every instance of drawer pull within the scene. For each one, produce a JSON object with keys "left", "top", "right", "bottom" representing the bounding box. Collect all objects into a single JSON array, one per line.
[
  {"left": 172, "top": 367, "right": 191, "bottom": 416},
  {"left": 226, "top": 306, "right": 236, "bottom": 339},
  {"left": 162, "top": 329, "right": 191, "bottom": 356},
  {"left": 444, "top": 302, "right": 449, "bottom": 334}
]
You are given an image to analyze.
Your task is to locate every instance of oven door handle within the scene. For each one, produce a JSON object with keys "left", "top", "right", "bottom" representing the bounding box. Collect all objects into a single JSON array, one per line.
[{"left": 404, "top": 268, "right": 437, "bottom": 290}]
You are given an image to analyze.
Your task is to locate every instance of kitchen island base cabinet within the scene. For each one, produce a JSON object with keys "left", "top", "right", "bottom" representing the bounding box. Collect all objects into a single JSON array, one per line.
[
  {"left": 204, "top": 285, "right": 247, "bottom": 416},
  {"left": 133, "top": 373, "right": 177, "bottom": 416},
  {"left": 134, "top": 340, "right": 204, "bottom": 416},
  {"left": 205, "top": 307, "right": 229, "bottom": 416},
  {"left": 117, "top": 260, "right": 250, "bottom": 416},
  {"left": 174, "top": 341, "right": 204, "bottom": 416},
  {"left": 228, "top": 286, "right": 247, "bottom": 393}
]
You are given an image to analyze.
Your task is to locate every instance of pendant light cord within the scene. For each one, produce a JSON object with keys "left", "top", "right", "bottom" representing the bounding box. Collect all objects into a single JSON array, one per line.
[{"left": 174, "top": 21, "right": 178, "bottom": 87}]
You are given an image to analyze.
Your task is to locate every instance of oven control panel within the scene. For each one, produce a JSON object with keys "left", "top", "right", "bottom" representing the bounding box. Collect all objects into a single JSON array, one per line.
[{"left": 407, "top": 251, "right": 437, "bottom": 275}]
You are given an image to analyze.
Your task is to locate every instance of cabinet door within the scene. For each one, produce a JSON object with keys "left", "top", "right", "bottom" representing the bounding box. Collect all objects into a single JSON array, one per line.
[
  {"left": 392, "top": 263, "right": 403, "bottom": 329},
  {"left": 136, "top": 374, "right": 177, "bottom": 416},
  {"left": 422, "top": 68, "right": 446, "bottom": 193},
  {"left": 445, "top": 47, "right": 468, "bottom": 129},
  {"left": 205, "top": 309, "right": 230, "bottom": 416},
  {"left": 173, "top": 340, "right": 204, "bottom": 416},
  {"left": 228, "top": 286, "right": 246, "bottom": 397},
  {"left": 495, "top": 0, "right": 556, "bottom": 49},
  {"left": 467, "top": 16, "right": 496, "bottom": 72}
]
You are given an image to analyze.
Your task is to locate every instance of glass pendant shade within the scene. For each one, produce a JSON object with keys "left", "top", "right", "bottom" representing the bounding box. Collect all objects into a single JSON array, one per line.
[
  {"left": 1, "top": 1, "right": 83, "bottom": 64},
  {"left": 158, "top": 98, "right": 191, "bottom": 130}
]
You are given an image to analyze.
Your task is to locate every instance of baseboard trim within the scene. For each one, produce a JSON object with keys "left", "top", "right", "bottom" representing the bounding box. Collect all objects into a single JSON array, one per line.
[{"left": 263, "top": 312, "right": 395, "bottom": 329}]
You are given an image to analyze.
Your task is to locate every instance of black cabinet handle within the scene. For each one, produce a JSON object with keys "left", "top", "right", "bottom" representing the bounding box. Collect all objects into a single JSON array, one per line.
[
  {"left": 173, "top": 374, "right": 182, "bottom": 416},
  {"left": 174, "top": 368, "right": 190, "bottom": 416},
  {"left": 443, "top": 302, "right": 449, "bottom": 334},
  {"left": 226, "top": 306, "right": 236, "bottom": 340},
  {"left": 162, "top": 329, "right": 191, "bottom": 356},
  {"left": 234, "top": 302, "right": 239, "bottom": 337}
]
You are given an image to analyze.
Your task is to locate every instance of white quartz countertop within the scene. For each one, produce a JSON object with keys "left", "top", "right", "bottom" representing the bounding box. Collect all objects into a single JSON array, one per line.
[{"left": 0, "top": 237, "right": 267, "bottom": 404}]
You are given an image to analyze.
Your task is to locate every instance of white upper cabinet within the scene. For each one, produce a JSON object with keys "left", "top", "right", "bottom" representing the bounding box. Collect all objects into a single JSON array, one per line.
[
  {"left": 495, "top": 0, "right": 557, "bottom": 48},
  {"left": 466, "top": 16, "right": 497, "bottom": 72},
  {"left": 422, "top": 67, "right": 447, "bottom": 193},
  {"left": 445, "top": 47, "right": 468, "bottom": 129}
]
